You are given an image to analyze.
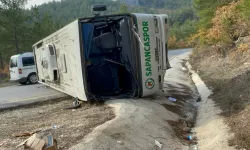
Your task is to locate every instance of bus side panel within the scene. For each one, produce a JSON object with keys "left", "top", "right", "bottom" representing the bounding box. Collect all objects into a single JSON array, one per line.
[{"left": 34, "top": 20, "right": 87, "bottom": 101}]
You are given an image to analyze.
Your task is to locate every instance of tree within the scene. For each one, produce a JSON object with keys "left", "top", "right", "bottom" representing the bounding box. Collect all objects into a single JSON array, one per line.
[
  {"left": 194, "top": 0, "right": 234, "bottom": 29},
  {"left": 0, "top": 1, "right": 61, "bottom": 63},
  {"left": 119, "top": 4, "right": 128, "bottom": 13},
  {"left": 0, "top": 0, "right": 27, "bottom": 54},
  {"left": 28, "top": 7, "right": 62, "bottom": 43}
]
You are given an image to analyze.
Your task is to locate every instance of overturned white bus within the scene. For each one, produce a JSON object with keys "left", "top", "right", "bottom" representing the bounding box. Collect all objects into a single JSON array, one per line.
[{"left": 33, "top": 12, "right": 170, "bottom": 101}]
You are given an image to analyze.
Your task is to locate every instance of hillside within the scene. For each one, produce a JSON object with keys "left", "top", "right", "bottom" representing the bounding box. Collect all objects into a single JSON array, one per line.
[
  {"left": 190, "top": 0, "right": 250, "bottom": 149},
  {"left": 0, "top": 0, "right": 194, "bottom": 67},
  {"left": 35, "top": 0, "right": 195, "bottom": 49},
  {"left": 138, "top": 0, "right": 192, "bottom": 9},
  {"left": 35, "top": 0, "right": 193, "bottom": 25},
  {"left": 0, "top": 0, "right": 194, "bottom": 78}
]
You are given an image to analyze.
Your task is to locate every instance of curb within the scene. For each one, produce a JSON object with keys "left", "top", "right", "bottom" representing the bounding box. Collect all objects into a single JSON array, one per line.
[{"left": 0, "top": 94, "right": 68, "bottom": 111}]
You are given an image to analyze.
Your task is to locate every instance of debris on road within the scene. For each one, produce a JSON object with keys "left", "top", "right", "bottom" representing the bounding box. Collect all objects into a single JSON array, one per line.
[
  {"left": 181, "top": 67, "right": 188, "bottom": 71},
  {"left": 117, "top": 141, "right": 124, "bottom": 145},
  {"left": 168, "top": 97, "right": 177, "bottom": 102},
  {"left": 64, "top": 98, "right": 82, "bottom": 110},
  {"left": 51, "top": 124, "right": 58, "bottom": 129},
  {"left": 155, "top": 139, "right": 163, "bottom": 149},
  {"left": 0, "top": 99, "right": 115, "bottom": 149},
  {"left": 18, "top": 130, "right": 57, "bottom": 150},
  {"left": 187, "top": 135, "right": 192, "bottom": 140},
  {"left": 12, "top": 130, "right": 41, "bottom": 137},
  {"left": 12, "top": 132, "right": 33, "bottom": 137}
]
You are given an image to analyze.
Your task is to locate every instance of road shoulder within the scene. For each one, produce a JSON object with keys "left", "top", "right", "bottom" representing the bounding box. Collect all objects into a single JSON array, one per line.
[
  {"left": 0, "top": 93, "right": 67, "bottom": 111},
  {"left": 187, "top": 62, "right": 234, "bottom": 150}
]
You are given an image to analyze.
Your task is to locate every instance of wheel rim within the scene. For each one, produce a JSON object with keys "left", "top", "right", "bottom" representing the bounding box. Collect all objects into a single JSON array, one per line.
[{"left": 30, "top": 74, "right": 38, "bottom": 83}]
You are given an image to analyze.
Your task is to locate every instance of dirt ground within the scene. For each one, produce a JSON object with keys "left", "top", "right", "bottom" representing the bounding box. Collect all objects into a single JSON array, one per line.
[
  {"left": 0, "top": 98, "right": 115, "bottom": 150},
  {"left": 190, "top": 45, "right": 250, "bottom": 149},
  {"left": 68, "top": 52, "right": 199, "bottom": 150},
  {"left": 0, "top": 51, "right": 200, "bottom": 150}
]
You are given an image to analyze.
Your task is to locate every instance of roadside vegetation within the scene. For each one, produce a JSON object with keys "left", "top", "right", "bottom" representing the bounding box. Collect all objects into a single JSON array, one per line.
[
  {"left": 0, "top": 0, "right": 195, "bottom": 71},
  {"left": 190, "top": 0, "right": 250, "bottom": 46},
  {"left": 0, "top": 64, "right": 10, "bottom": 86},
  {"left": 190, "top": 0, "right": 250, "bottom": 149},
  {"left": 0, "top": 0, "right": 196, "bottom": 86}
]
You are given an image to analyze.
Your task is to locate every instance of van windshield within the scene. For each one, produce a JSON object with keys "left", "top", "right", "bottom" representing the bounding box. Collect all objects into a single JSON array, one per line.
[
  {"left": 10, "top": 57, "right": 17, "bottom": 68},
  {"left": 22, "top": 57, "right": 35, "bottom": 67}
]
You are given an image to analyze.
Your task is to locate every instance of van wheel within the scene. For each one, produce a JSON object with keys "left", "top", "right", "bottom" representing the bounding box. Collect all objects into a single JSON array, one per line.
[
  {"left": 19, "top": 82, "right": 27, "bottom": 85},
  {"left": 28, "top": 73, "right": 38, "bottom": 84}
]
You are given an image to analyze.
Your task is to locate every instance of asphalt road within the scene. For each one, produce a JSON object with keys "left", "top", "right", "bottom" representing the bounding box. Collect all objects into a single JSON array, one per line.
[
  {"left": 0, "top": 48, "right": 192, "bottom": 107},
  {"left": 168, "top": 48, "right": 192, "bottom": 60},
  {"left": 0, "top": 84, "right": 64, "bottom": 106}
]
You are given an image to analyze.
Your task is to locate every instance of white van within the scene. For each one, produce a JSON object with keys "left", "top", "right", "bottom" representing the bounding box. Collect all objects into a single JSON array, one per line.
[{"left": 9, "top": 52, "right": 38, "bottom": 85}]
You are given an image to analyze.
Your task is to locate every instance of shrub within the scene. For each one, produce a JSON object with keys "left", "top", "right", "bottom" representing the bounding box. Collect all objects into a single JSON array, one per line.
[
  {"left": 207, "top": 1, "right": 245, "bottom": 44},
  {"left": 168, "top": 36, "right": 189, "bottom": 49},
  {"left": 168, "top": 36, "right": 177, "bottom": 48},
  {"left": 191, "top": 0, "right": 250, "bottom": 47},
  {"left": 0, "top": 63, "right": 9, "bottom": 79}
]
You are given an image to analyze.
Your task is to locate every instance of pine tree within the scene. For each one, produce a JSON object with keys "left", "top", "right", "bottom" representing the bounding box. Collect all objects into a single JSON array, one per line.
[{"left": 0, "top": 0, "right": 27, "bottom": 54}]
